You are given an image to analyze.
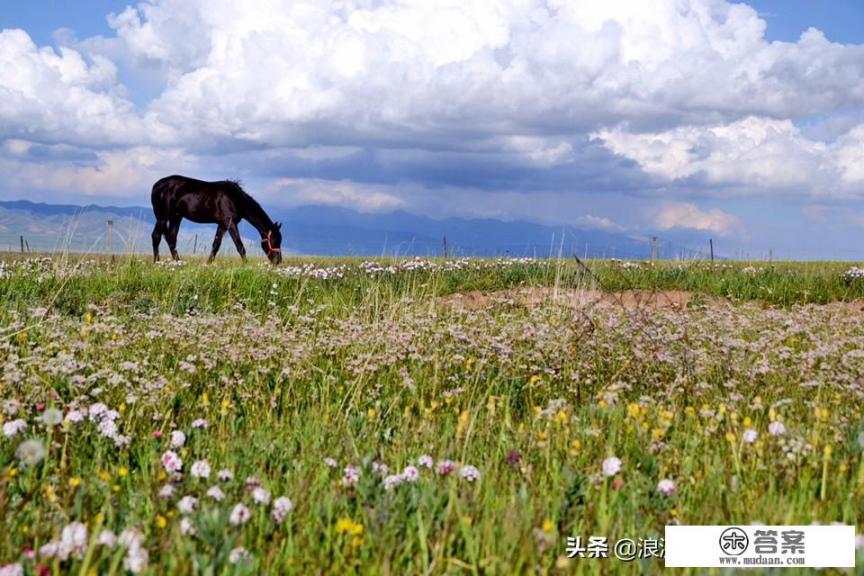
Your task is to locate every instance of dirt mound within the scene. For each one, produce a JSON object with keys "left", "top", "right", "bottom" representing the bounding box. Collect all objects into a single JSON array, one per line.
[{"left": 437, "top": 287, "right": 722, "bottom": 311}]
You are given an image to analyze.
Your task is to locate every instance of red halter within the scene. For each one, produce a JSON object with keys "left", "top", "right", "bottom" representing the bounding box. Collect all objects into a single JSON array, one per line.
[{"left": 263, "top": 230, "right": 281, "bottom": 258}]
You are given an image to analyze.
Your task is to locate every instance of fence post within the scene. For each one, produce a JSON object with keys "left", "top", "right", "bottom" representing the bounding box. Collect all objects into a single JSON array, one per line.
[
  {"left": 20, "top": 235, "right": 24, "bottom": 254},
  {"left": 709, "top": 238, "right": 714, "bottom": 263}
]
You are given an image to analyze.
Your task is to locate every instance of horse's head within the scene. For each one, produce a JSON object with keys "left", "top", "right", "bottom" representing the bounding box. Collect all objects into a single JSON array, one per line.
[{"left": 262, "top": 222, "right": 283, "bottom": 265}]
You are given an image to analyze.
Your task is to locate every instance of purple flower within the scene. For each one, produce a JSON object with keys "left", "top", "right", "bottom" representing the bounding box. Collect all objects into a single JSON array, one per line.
[{"left": 460, "top": 465, "right": 480, "bottom": 482}]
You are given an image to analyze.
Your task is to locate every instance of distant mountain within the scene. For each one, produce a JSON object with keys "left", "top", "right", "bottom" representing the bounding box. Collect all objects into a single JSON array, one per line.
[{"left": 0, "top": 199, "right": 702, "bottom": 259}]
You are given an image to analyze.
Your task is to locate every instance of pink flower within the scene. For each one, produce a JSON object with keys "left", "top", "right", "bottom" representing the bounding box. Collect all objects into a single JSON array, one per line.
[
  {"left": 190, "top": 460, "right": 211, "bottom": 479},
  {"left": 170, "top": 431, "right": 186, "bottom": 448},
  {"left": 437, "top": 460, "right": 457, "bottom": 476},
  {"left": 151, "top": 430, "right": 163, "bottom": 439},
  {"left": 272, "top": 497, "right": 294, "bottom": 524},
  {"left": 207, "top": 486, "right": 226, "bottom": 501},
  {"left": 657, "top": 479, "right": 677, "bottom": 496},
  {"left": 342, "top": 465, "right": 360, "bottom": 487},
  {"left": 417, "top": 455, "right": 434, "bottom": 469},
  {"left": 161, "top": 450, "right": 183, "bottom": 473},
  {"left": 229, "top": 504, "right": 251, "bottom": 525},
  {"left": 401, "top": 466, "right": 420, "bottom": 482},
  {"left": 460, "top": 465, "right": 480, "bottom": 482},
  {"left": 177, "top": 496, "right": 198, "bottom": 514}
]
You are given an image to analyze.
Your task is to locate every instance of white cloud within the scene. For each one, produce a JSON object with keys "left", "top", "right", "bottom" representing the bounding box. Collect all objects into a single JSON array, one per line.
[
  {"left": 655, "top": 202, "right": 740, "bottom": 235},
  {"left": 594, "top": 116, "right": 864, "bottom": 197},
  {"left": 269, "top": 178, "right": 405, "bottom": 212}
]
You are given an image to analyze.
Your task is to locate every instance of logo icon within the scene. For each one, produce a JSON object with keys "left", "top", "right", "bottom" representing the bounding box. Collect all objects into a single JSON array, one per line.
[{"left": 719, "top": 527, "right": 749, "bottom": 556}]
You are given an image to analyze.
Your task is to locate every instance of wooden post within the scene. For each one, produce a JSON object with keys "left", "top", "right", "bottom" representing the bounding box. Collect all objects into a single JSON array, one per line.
[
  {"left": 106, "top": 219, "right": 114, "bottom": 254},
  {"left": 443, "top": 235, "right": 448, "bottom": 258},
  {"left": 20, "top": 235, "right": 24, "bottom": 253},
  {"left": 709, "top": 238, "right": 714, "bottom": 263}
]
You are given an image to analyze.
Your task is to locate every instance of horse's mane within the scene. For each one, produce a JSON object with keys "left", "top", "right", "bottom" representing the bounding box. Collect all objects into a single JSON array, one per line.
[{"left": 224, "top": 179, "right": 273, "bottom": 226}]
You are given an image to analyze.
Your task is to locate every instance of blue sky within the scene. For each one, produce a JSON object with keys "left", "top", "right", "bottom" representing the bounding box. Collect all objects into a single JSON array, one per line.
[{"left": 0, "top": 1, "right": 863, "bottom": 259}]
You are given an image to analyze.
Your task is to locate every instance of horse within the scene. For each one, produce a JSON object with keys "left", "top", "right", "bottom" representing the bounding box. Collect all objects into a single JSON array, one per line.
[{"left": 150, "top": 175, "right": 283, "bottom": 265}]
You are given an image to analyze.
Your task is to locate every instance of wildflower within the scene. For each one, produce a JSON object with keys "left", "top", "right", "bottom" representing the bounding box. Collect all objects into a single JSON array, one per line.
[
  {"left": 372, "top": 461, "right": 389, "bottom": 475},
  {"left": 602, "top": 457, "right": 622, "bottom": 477},
  {"left": 657, "top": 479, "right": 677, "bottom": 496},
  {"left": 88, "top": 403, "right": 108, "bottom": 421},
  {"left": 437, "top": 460, "right": 457, "bottom": 476},
  {"left": 342, "top": 465, "right": 360, "bottom": 487},
  {"left": 206, "top": 486, "right": 226, "bottom": 501},
  {"left": 244, "top": 476, "right": 261, "bottom": 489},
  {"left": 230, "top": 503, "right": 251, "bottom": 525},
  {"left": 40, "top": 409, "right": 63, "bottom": 427},
  {"left": 161, "top": 450, "right": 183, "bottom": 473},
  {"left": 158, "top": 484, "right": 175, "bottom": 499},
  {"left": 252, "top": 487, "right": 271, "bottom": 505},
  {"left": 123, "top": 543, "right": 148, "bottom": 574},
  {"left": 3, "top": 419, "right": 27, "bottom": 438},
  {"left": 402, "top": 466, "right": 420, "bottom": 482},
  {"left": 335, "top": 517, "right": 364, "bottom": 536},
  {"left": 191, "top": 418, "right": 208, "bottom": 429},
  {"left": 15, "top": 439, "right": 45, "bottom": 466},
  {"left": 273, "top": 497, "right": 294, "bottom": 524},
  {"left": 768, "top": 421, "right": 786, "bottom": 436},
  {"left": 64, "top": 410, "right": 84, "bottom": 424},
  {"left": 152, "top": 430, "right": 163, "bottom": 439},
  {"left": 190, "top": 460, "right": 211, "bottom": 479},
  {"left": 97, "top": 530, "right": 116, "bottom": 546},
  {"left": 39, "top": 541, "right": 60, "bottom": 559},
  {"left": 170, "top": 431, "right": 186, "bottom": 448},
  {"left": 506, "top": 450, "right": 522, "bottom": 467},
  {"left": 383, "top": 474, "right": 403, "bottom": 490},
  {"left": 218, "top": 468, "right": 234, "bottom": 482},
  {"left": 177, "top": 496, "right": 198, "bottom": 514},
  {"left": 743, "top": 429, "right": 758, "bottom": 443},
  {"left": 229, "top": 547, "right": 251, "bottom": 564},
  {"left": 324, "top": 457, "right": 338, "bottom": 468},
  {"left": 59, "top": 522, "right": 88, "bottom": 560},
  {"left": 180, "top": 518, "right": 196, "bottom": 536},
  {"left": 0, "top": 563, "right": 22, "bottom": 576},
  {"left": 417, "top": 455, "right": 434, "bottom": 469},
  {"left": 457, "top": 464, "right": 479, "bottom": 482}
]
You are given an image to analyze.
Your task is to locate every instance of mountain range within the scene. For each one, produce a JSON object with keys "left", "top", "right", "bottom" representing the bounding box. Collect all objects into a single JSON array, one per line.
[{"left": 0, "top": 199, "right": 708, "bottom": 259}]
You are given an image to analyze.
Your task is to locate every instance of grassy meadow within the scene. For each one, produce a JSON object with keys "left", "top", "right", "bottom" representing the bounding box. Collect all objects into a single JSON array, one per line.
[{"left": 1, "top": 254, "right": 864, "bottom": 574}]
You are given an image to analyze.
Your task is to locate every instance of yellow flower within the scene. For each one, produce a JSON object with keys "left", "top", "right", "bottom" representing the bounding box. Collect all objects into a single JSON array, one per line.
[
  {"left": 456, "top": 410, "right": 470, "bottom": 437},
  {"left": 529, "top": 375, "right": 541, "bottom": 386},
  {"left": 94, "top": 513, "right": 104, "bottom": 525},
  {"left": 112, "top": 484, "right": 121, "bottom": 493},
  {"left": 201, "top": 392, "right": 210, "bottom": 408},
  {"left": 69, "top": 477, "right": 81, "bottom": 488},
  {"left": 118, "top": 467, "right": 129, "bottom": 478},
  {"left": 367, "top": 408, "right": 377, "bottom": 420},
  {"left": 725, "top": 432, "right": 736, "bottom": 443},
  {"left": 823, "top": 445, "right": 833, "bottom": 458},
  {"left": 44, "top": 485, "right": 58, "bottom": 502},
  {"left": 743, "top": 416, "right": 752, "bottom": 427},
  {"left": 335, "top": 517, "right": 363, "bottom": 536},
  {"left": 555, "top": 410, "right": 568, "bottom": 425},
  {"left": 156, "top": 515, "right": 168, "bottom": 529},
  {"left": 542, "top": 519, "right": 555, "bottom": 534},
  {"left": 98, "top": 470, "right": 111, "bottom": 482},
  {"left": 220, "top": 398, "right": 231, "bottom": 416}
]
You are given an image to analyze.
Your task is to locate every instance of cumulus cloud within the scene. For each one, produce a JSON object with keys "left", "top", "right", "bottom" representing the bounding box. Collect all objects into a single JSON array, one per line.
[
  {"left": 594, "top": 116, "right": 864, "bottom": 197},
  {"left": 655, "top": 202, "right": 740, "bottom": 235},
  {"left": 269, "top": 178, "right": 405, "bottom": 212}
]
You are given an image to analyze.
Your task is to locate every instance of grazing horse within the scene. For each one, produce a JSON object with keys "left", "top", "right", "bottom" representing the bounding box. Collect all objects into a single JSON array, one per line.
[{"left": 151, "top": 175, "right": 283, "bottom": 264}]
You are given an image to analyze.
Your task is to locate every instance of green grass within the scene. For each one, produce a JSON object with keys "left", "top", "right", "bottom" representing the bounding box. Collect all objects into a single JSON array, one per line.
[{"left": 0, "top": 255, "right": 863, "bottom": 575}]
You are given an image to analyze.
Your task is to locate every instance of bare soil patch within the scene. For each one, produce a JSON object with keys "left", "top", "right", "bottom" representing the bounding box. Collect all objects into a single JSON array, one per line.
[{"left": 437, "top": 287, "right": 724, "bottom": 311}]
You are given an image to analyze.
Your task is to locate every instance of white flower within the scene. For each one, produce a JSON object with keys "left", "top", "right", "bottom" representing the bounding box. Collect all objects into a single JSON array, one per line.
[
  {"left": 177, "top": 495, "right": 198, "bottom": 514},
  {"left": 207, "top": 486, "right": 226, "bottom": 501},
  {"left": 401, "top": 466, "right": 420, "bottom": 483},
  {"left": 417, "top": 455, "right": 434, "bottom": 469},
  {"left": 158, "top": 484, "right": 175, "bottom": 499},
  {"left": 0, "top": 563, "right": 23, "bottom": 576},
  {"left": 657, "top": 479, "right": 677, "bottom": 496},
  {"left": 59, "top": 522, "right": 88, "bottom": 560},
  {"left": 324, "top": 457, "right": 338, "bottom": 468},
  {"left": 161, "top": 450, "right": 183, "bottom": 473},
  {"left": 191, "top": 418, "right": 208, "bottom": 429},
  {"left": 64, "top": 410, "right": 84, "bottom": 424},
  {"left": 118, "top": 528, "right": 144, "bottom": 549},
  {"left": 88, "top": 403, "right": 108, "bottom": 421},
  {"left": 39, "top": 542, "right": 60, "bottom": 559},
  {"left": 180, "top": 518, "right": 196, "bottom": 536},
  {"left": 40, "top": 409, "right": 64, "bottom": 427},
  {"left": 383, "top": 474, "right": 403, "bottom": 490},
  {"left": 124, "top": 544, "right": 148, "bottom": 574},
  {"left": 170, "top": 430, "right": 186, "bottom": 448},
  {"left": 743, "top": 429, "right": 758, "bottom": 443},
  {"left": 229, "top": 547, "right": 251, "bottom": 564},
  {"left": 602, "top": 457, "right": 622, "bottom": 477},
  {"left": 15, "top": 439, "right": 46, "bottom": 466},
  {"left": 768, "top": 421, "right": 786, "bottom": 436},
  {"left": 190, "top": 460, "right": 211, "bottom": 479},
  {"left": 342, "top": 465, "right": 360, "bottom": 487},
  {"left": 372, "top": 461, "right": 389, "bottom": 475},
  {"left": 98, "top": 419, "right": 118, "bottom": 439},
  {"left": 218, "top": 468, "right": 234, "bottom": 482},
  {"left": 252, "top": 487, "right": 271, "bottom": 505},
  {"left": 460, "top": 465, "right": 480, "bottom": 482},
  {"left": 272, "top": 497, "right": 294, "bottom": 524},
  {"left": 97, "top": 530, "right": 116, "bottom": 546},
  {"left": 3, "top": 419, "right": 27, "bottom": 438},
  {"left": 230, "top": 503, "right": 251, "bottom": 525}
]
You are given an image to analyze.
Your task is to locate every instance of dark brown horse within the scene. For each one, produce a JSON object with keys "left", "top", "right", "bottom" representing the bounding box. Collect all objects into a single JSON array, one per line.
[{"left": 151, "top": 175, "right": 283, "bottom": 264}]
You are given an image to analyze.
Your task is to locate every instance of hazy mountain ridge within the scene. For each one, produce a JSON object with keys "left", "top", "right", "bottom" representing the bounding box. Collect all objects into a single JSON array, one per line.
[{"left": 0, "top": 199, "right": 703, "bottom": 259}]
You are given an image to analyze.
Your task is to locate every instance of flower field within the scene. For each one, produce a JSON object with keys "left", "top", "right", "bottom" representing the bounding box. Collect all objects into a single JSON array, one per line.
[{"left": 1, "top": 256, "right": 864, "bottom": 574}]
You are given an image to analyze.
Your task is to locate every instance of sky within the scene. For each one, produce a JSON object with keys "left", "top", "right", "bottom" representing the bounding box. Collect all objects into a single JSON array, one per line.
[{"left": 0, "top": 0, "right": 863, "bottom": 259}]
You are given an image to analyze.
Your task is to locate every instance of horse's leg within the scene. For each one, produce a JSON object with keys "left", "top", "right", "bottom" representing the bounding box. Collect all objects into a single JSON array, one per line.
[
  {"left": 151, "top": 220, "right": 166, "bottom": 262},
  {"left": 166, "top": 218, "right": 181, "bottom": 261},
  {"left": 208, "top": 225, "right": 227, "bottom": 263},
  {"left": 227, "top": 222, "right": 247, "bottom": 261}
]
